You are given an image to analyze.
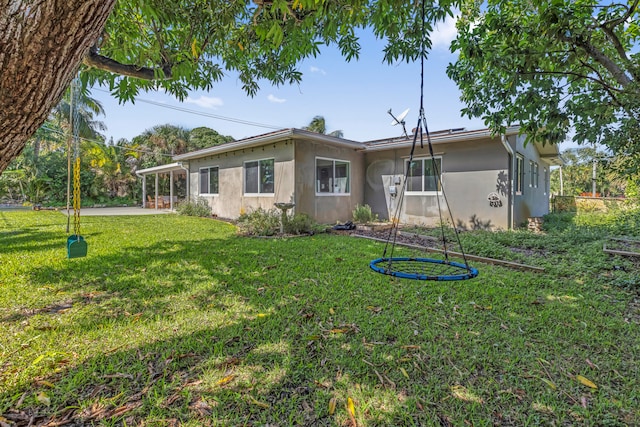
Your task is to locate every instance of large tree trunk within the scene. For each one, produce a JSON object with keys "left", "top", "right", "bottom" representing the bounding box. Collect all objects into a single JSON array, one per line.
[{"left": 0, "top": 0, "right": 116, "bottom": 174}]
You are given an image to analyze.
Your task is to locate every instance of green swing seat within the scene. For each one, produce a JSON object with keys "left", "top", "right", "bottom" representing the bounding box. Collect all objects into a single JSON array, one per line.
[{"left": 67, "top": 235, "right": 88, "bottom": 259}]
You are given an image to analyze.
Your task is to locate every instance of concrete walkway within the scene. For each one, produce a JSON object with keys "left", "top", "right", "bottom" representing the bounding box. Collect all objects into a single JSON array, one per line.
[{"left": 59, "top": 207, "right": 174, "bottom": 216}]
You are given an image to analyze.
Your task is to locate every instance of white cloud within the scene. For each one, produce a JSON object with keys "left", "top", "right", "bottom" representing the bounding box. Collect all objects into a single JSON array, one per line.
[
  {"left": 185, "top": 95, "right": 224, "bottom": 109},
  {"left": 310, "top": 66, "right": 327, "bottom": 75},
  {"left": 431, "top": 14, "right": 458, "bottom": 50},
  {"left": 267, "top": 94, "right": 286, "bottom": 104}
]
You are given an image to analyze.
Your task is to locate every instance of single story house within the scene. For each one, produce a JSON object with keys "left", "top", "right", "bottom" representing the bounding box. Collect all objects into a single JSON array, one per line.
[{"left": 138, "top": 126, "right": 562, "bottom": 230}]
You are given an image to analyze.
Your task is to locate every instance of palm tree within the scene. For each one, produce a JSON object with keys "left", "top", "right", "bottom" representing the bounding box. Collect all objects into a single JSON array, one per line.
[
  {"left": 302, "top": 116, "right": 344, "bottom": 138},
  {"left": 51, "top": 84, "right": 107, "bottom": 142}
]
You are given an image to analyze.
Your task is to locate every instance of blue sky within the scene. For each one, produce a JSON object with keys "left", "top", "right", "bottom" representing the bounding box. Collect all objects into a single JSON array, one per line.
[
  {"left": 93, "top": 18, "right": 584, "bottom": 152},
  {"left": 92, "top": 16, "right": 493, "bottom": 144}
]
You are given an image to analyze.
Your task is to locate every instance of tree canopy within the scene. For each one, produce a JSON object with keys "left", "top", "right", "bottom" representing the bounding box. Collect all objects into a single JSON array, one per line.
[
  {"left": 448, "top": 0, "right": 640, "bottom": 169},
  {"left": 83, "top": 0, "right": 452, "bottom": 102},
  {"left": 0, "top": 0, "right": 454, "bottom": 174}
]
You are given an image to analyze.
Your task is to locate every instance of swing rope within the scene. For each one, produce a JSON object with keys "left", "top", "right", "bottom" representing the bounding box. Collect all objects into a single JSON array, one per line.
[
  {"left": 370, "top": 0, "right": 477, "bottom": 281},
  {"left": 66, "top": 75, "right": 88, "bottom": 258}
]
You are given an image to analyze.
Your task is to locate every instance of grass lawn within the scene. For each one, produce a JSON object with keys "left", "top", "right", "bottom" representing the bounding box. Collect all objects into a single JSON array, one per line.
[{"left": 1, "top": 209, "right": 639, "bottom": 426}]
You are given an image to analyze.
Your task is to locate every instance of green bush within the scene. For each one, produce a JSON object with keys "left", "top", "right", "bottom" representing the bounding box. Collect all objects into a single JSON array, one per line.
[
  {"left": 176, "top": 197, "right": 211, "bottom": 217},
  {"left": 352, "top": 204, "right": 377, "bottom": 223},
  {"left": 284, "top": 213, "right": 316, "bottom": 235},
  {"left": 237, "top": 208, "right": 280, "bottom": 236}
]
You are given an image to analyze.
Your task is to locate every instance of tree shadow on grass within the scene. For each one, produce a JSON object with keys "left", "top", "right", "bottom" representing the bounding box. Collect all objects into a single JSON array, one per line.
[{"left": 1, "top": 235, "right": 446, "bottom": 426}]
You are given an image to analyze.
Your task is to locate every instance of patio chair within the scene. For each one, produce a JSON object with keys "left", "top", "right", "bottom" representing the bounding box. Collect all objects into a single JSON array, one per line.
[{"left": 146, "top": 195, "right": 156, "bottom": 208}]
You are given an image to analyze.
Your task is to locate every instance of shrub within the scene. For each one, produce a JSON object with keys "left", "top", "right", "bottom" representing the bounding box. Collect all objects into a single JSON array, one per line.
[
  {"left": 284, "top": 213, "right": 315, "bottom": 235},
  {"left": 352, "top": 204, "right": 377, "bottom": 224},
  {"left": 237, "top": 208, "right": 280, "bottom": 236},
  {"left": 176, "top": 197, "right": 211, "bottom": 217}
]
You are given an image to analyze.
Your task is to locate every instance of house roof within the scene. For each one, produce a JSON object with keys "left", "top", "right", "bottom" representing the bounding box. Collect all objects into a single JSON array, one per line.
[
  {"left": 136, "top": 162, "right": 187, "bottom": 176},
  {"left": 173, "top": 128, "right": 364, "bottom": 161},
  {"left": 169, "top": 126, "right": 562, "bottom": 165},
  {"left": 364, "top": 125, "right": 563, "bottom": 165},
  {"left": 363, "top": 126, "right": 522, "bottom": 151}
]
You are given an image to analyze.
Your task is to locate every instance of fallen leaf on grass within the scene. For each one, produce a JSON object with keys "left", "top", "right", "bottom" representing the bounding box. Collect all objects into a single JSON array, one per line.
[
  {"left": 585, "top": 359, "right": 599, "bottom": 370},
  {"left": 346, "top": 397, "right": 357, "bottom": 425},
  {"left": 35, "top": 380, "right": 55, "bottom": 388},
  {"left": 540, "top": 378, "right": 557, "bottom": 390},
  {"left": 36, "top": 391, "right": 50, "bottom": 406},
  {"left": 365, "top": 306, "right": 382, "bottom": 313},
  {"left": 576, "top": 375, "right": 598, "bottom": 389},
  {"left": 248, "top": 396, "right": 270, "bottom": 408},
  {"left": 451, "top": 385, "right": 484, "bottom": 404},
  {"left": 217, "top": 375, "right": 235, "bottom": 386},
  {"left": 399, "top": 367, "right": 410, "bottom": 379},
  {"left": 328, "top": 397, "right": 337, "bottom": 415}
]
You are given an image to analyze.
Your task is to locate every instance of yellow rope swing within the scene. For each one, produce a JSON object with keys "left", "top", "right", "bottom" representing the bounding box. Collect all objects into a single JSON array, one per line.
[{"left": 67, "top": 76, "right": 87, "bottom": 258}]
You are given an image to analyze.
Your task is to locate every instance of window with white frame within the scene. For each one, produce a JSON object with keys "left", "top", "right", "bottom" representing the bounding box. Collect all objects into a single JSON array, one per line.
[
  {"left": 405, "top": 157, "right": 442, "bottom": 193},
  {"left": 529, "top": 161, "right": 539, "bottom": 188},
  {"left": 199, "top": 166, "right": 219, "bottom": 194},
  {"left": 515, "top": 154, "right": 524, "bottom": 194},
  {"left": 316, "top": 158, "right": 350, "bottom": 194},
  {"left": 244, "top": 158, "right": 274, "bottom": 194}
]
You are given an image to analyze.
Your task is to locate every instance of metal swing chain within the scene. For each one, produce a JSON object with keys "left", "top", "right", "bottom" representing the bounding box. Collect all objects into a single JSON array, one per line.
[
  {"left": 73, "top": 157, "right": 81, "bottom": 237},
  {"left": 71, "top": 76, "right": 82, "bottom": 238}
]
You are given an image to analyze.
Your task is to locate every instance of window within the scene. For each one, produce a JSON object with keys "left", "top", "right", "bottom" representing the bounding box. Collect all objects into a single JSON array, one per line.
[
  {"left": 515, "top": 154, "right": 524, "bottom": 194},
  {"left": 316, "top": 158, "right": 350, "bottom": 194},
  {"left": 530, "top": 161, "right": 539, "bottom": 188},
  {"left": 199, "top": 166, "right": 219, "bottom": 194},
  {"left": 405, "top": 157, "right": 442, "bottom": 193},
  {"left": 244, "top": 158, "right": 274, "bottom": 194}
]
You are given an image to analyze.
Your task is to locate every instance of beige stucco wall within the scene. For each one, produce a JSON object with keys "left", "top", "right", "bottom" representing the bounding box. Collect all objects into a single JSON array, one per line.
[
  {"left": 364, "top": 137, "right": 511, "bottom": 230},
  {"left": 187, "top": 140, "right": 295, "bottom": 218},
  {"left": 511, "top": 134, "right": 553, "bottom": 226},
  {"left": 294, "top": 139, "right": 365, "bottom": 224}
]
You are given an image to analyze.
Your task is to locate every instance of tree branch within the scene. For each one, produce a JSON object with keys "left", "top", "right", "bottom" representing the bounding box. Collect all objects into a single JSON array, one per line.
[
  {"left": 558, "top": 31, "right": 632, "bottom": 87},
  {"left": 83, "top": 48, "right": 172, "bottom": 80},
  {"left": 598, "top": 0, "right": 640, "bottom": 80}
]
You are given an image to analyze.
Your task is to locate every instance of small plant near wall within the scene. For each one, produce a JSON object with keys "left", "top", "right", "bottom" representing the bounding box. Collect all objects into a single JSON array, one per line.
[
  {"left": 237, "top": 208, "right": 319, "bottom": 236},
  {"left": 352, "top": 204, "right": 378, "bottom": 224},
  {"left": 237, "top": 208, "right": 281, "bottom": 236},
  {"left": 176, "top": 197, "right": 211, "bottom": 217}
]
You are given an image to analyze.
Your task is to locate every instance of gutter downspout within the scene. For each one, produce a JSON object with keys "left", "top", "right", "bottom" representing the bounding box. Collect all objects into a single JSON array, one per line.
[{"left": 501, "top": 135, "right": 515, "bottom": 230}]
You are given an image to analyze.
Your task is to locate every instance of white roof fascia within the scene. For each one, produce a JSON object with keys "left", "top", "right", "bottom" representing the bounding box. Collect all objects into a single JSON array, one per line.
[
  {"left": 136, "top": 162, "right": 185, "bottom": 176},
  {"left": 173, "top": 128, "right": 363, "bottom": 161},
  {"left": 362, "top": 127, "right": 521, "bottom": 152}
]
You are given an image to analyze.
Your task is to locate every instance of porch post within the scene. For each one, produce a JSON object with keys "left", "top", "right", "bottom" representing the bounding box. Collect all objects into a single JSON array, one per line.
[
  {"left": 170, "top": 170, "right": 174, "bottom": 210},
  {"left": 142, "top": 175, "right": 147, "bottom": 208},
  {"left": 155, "top": 173, "right": 159, "bottom": 210}
]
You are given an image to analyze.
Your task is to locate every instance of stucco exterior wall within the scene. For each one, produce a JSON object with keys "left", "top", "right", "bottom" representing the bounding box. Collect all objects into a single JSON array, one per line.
[
  {"left": 187, "top": 140, "right": 295, "bottom": 218},
  {"left": 364, "top": 137, "right": 511, "bottom": 230},
  {"left": 511, "top": 135, "right": 552, "bottom": 226},
  {"left": 294, "top": 139, "right": 365, "bottom": 224}
]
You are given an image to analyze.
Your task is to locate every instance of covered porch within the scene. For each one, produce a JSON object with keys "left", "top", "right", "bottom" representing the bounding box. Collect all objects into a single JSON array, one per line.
[{"left": 136, "top": 162, "right": 189, "bottom": 210}]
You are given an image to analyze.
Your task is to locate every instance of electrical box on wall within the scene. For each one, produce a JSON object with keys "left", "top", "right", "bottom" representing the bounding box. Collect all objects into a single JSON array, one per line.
[
  {"left": 394, "top": 176, "right": 402, "bottom": 185},
  {"left": 389, "top": 185, "right": 397, "bottom": 196}
]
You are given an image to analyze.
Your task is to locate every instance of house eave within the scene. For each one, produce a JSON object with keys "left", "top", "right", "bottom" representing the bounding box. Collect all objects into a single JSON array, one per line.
[
  {"left": 362, "top": 126, "right": 522, "bottom": 152},
  {"left": 173, "top": 128, "right": 364, "bottom": 161},
  {"left": 136, "top": 162, "right": 186, "bottom": 176}
]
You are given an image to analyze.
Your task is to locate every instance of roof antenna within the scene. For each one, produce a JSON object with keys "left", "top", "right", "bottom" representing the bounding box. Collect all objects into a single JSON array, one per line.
[{"left": 388, "top": 108, "right": 410, "bottom": 138}]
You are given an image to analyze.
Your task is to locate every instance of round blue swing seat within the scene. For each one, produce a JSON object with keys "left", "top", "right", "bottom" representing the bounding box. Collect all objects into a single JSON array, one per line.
[{"left": 370, "top": 257, "right": 478, "bottom": 281}]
